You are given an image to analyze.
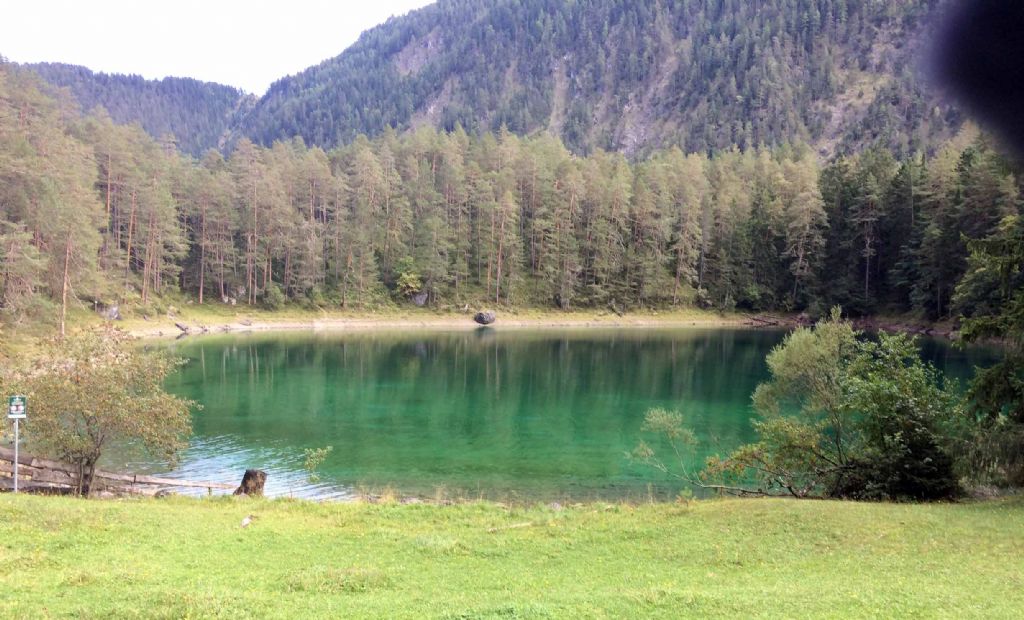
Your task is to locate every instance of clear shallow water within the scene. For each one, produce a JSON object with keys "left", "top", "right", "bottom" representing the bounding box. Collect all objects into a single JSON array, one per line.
[{"left": 146, "top": 328, "right": 998, "bottom": 500}]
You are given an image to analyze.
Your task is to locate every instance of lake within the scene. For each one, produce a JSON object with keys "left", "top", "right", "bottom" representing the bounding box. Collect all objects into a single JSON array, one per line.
[{"left": 148, "top": 328, "right": 997, "bottom": 500}]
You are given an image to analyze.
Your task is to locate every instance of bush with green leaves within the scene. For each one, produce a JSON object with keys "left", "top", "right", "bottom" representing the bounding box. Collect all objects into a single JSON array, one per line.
[
  {"left": 4, "top": 326, "right": 197, "bottom": 495},
  {"left": 832, "top": 334, "right": 963, "bottom": 499},
  {"left": 636, "top": 309, "right": 965, "bottom": 500},
  {"left": 262, "top": 282, "right": 286, "bottom": 310},
  {"left": 303, "top": 445, "right": 333, "bottom": 483}
]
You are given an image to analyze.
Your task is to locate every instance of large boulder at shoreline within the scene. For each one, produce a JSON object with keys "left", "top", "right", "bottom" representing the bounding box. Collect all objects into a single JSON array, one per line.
[{"left": 473, "top": 311, "right": 496, "bottom": 326}]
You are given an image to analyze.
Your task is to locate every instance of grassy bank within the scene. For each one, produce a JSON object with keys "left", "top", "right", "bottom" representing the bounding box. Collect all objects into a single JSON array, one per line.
[{"left": 1, "top": 495, "right": 1021, "bottom": 618}]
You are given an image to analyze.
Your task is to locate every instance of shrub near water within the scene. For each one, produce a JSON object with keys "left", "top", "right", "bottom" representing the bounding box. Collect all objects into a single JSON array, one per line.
[
  {"left": 638, "top": 309, "right": 965, "bottom": 500},
  {"left": 833, "top": 334, "right": 962, "bottom": 499},
  {"left": 1, "top": 325, "right": 197, "bottom": 495}
]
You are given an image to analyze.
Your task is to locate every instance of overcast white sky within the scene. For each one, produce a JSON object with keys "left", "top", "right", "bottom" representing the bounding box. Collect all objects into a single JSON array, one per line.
[{"left": 0, "top": 0, "right": 436, "bottom": 94}]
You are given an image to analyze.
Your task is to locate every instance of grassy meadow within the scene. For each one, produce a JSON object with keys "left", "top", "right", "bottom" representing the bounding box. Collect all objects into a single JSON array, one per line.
[{"left": 0, "top": 494, "right": 1021, "bottom": 618}]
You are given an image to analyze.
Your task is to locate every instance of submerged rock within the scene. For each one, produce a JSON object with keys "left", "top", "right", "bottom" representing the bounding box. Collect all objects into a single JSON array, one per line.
[{"left": 473, "top": 311, "right": 496, "bottom": 325}]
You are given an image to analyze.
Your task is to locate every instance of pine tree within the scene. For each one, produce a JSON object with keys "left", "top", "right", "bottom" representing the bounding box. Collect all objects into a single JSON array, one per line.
[{"left": 781, "top": 156, "right": 827, "bottom": 305}]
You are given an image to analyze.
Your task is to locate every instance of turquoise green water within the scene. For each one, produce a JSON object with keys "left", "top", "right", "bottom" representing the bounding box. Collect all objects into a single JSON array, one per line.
[{"left": 155, "top": 328, "right": 997, "bottom": 500}]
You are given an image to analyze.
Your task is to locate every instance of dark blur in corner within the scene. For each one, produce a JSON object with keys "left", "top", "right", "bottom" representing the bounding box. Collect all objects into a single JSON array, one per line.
[{"left": 935, "top": 1, "right": 1024, "bottom": 154}]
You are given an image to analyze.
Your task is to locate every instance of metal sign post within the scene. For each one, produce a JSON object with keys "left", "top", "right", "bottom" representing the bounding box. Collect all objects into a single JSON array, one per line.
[{"left": 8, "top": 396, "right": 26, "bottom": 493}]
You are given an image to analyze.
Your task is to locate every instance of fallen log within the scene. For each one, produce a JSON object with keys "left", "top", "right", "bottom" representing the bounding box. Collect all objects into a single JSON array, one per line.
[
  {"left": 0, "top": 479, "right": 76, "bottom": 494},
  {"left": 0, "top": 446, "right": 234, "bottom": 493},
  {"left": 745, "top": 315, "right": 781, "bottom": 327},
  {"left": 0, "top": 446, "right": 32, "bottom": 466}
]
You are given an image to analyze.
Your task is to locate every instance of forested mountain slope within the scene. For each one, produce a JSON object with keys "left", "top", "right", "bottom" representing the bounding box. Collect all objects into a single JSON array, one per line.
[
  {"left": 237, "top": 0, "right": 960, "bottom": 158},
  {"left": 26, "top": 62, "right": 254, "bottom": 157},
  {"left": 21, "top": 1, "right": 960, "bottom": 160}
]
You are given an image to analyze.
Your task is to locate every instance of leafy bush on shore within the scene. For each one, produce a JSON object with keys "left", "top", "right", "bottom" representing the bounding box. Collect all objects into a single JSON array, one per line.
[{"left": 637, "top": 309, "right": 966, "bottom": 500}]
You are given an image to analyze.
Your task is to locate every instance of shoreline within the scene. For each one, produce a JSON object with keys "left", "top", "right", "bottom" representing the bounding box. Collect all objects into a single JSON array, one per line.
[
  {"left": 65, "top": 301, "right": 955, "bottom": 341},
  {"left": 123, "top": 309, "right": 752, "bottom": 339},
  {"left": 125, "top": 313, "right": 959, "bottom": 341}
]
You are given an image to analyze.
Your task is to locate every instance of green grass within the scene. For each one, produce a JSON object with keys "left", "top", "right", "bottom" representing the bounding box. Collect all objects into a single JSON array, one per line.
[{"left": 1, "top": 495, "right": 1022, "bottom": 618}]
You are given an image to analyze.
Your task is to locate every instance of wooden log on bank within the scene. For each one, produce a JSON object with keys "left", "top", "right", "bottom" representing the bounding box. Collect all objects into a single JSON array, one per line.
[
  {"left": 234, "top": 469, "right": 267, "bottom": 496},
  {"left": 0, "top": 478, "right": 77, "bottom": 494},
  {"left": 1, "top": 446, "right": 235, "bottom": 494}
]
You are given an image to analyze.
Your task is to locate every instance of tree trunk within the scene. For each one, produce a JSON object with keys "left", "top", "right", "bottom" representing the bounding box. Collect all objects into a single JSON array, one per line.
[
  {"left": 487, "top": 209, "right": 495, "bottom": 298},
  {"left": 673, "top": 247, "right": 682, "bottom": 305},
  {"left": 263, "top": 251, "right": 271, "bottom": 291},
  {"left": 283, "top": 248, "right": 291, "bottom": 296},
  {"left": 105, "top": 153, "right": 112, "bottom": 222},
  {"left": 697, "top": 242, "right": 706, "bottom": 291},
  {"left": 74, "top": 457, "right": 98, "bottom": 497},
  {"left": 216, "top": 245, "right": 224, "bottom": 301},
  {"left": 233, "top": 469, "right": 267, "bottom": 497},
  {"left": 199, "top": 201, "right": 207, "bottom": 304},
  {"left": 246, "top": 234, "right": 255, "bottom": 305},
  {"left": 82, "top": 459, "right": 97, "bottom": 497},
  {"left": 60, "top": 231, "right": 72, "bottom": 339},
  {"left": 141, "top": 208, "right": 157, "bottom": 305},
  {"left": 495, "top": 223, "right": 504, "bottom": 304},
  {"left": 123, "top": 189, "right": 137, "bottom": 290},
  {"left": 249, "top": 179, "right": 259, "bottom": 305},
  {"left": 864, "top": 241, "right": 871, "bottom": 299}
]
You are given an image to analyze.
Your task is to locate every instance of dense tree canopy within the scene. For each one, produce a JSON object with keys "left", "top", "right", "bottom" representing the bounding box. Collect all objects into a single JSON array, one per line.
[{"left": 0, "top": 63, "right": 1019, "bottom": 331}]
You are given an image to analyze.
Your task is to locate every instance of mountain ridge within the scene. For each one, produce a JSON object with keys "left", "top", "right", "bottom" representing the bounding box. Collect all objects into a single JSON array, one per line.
[
  {"left": 24, "top": 62, "right": 255, "bottom": 157},
  {"left": 21, "top": 0, "right": 961, "bottom": 159}
]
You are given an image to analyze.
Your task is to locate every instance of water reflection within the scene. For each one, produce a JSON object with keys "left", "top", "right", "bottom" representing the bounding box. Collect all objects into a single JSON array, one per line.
[{"left": 156, "top": 328, "right": 999, "bottom": 500}]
